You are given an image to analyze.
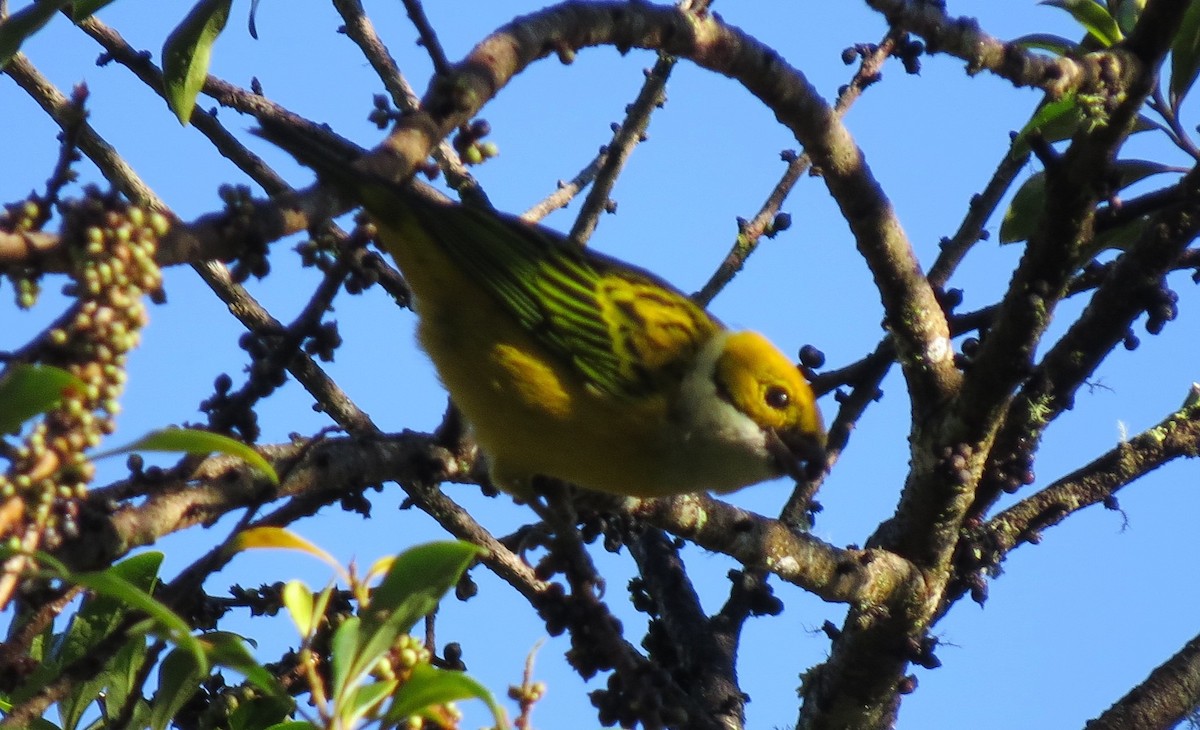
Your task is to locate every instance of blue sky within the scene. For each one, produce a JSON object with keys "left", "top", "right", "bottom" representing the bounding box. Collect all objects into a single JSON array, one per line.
[{"left": 3, "top": 1, "right": 1200, "bottom": 728}]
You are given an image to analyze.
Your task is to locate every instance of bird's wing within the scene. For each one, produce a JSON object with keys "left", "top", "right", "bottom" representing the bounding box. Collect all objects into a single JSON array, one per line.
[
  {"left": 404, "top": 200, "right": 720, "bottom": 400},
  {"left": 249, "top": 117, "right": 716, "bottom": 398}
]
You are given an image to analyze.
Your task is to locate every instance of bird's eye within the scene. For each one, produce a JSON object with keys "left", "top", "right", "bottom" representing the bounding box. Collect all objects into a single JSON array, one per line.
[{"left": 764, "top": 385, "right": 790, "bottom": 410}]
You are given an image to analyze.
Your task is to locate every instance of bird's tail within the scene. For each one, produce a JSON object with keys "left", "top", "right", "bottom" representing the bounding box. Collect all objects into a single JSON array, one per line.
[
  {"left": 253, "top": 115, "right": 388, "bottom": 204},
  {"left": 254, "top": 116, "right": 481, "bottom": 235}
]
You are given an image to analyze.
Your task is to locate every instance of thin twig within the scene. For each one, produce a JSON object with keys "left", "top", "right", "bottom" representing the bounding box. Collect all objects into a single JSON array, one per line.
[
  {"left": 521, "top": 152, "right": 607, "bottom": 222},
  {"left": 330, "top": 0, "right": 473, "bottom": 187},
  {"left": 401, "top": 0, "right": 451, "bottom": 76},
  {"left": 985, "top": 384, "right": 1200, "bottom": 559},
  {"left": 695, "top": 31, "right": 901, "bottom": 305}
]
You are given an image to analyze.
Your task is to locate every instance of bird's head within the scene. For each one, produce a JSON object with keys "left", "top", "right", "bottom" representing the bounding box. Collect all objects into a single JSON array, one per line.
[{"left": 711, "top": 330, "right": 826, "bottom": 481}]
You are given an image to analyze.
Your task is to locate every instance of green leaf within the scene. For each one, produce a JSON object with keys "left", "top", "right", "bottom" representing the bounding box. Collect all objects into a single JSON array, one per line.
[
  {"left": 149, "top": 648, "right": 205, "bottom": 730},
  {"left": 200, "top": 631, "right": 285, "bottom": 697},
  {"left": 97, "top": 637, "right": 151, "bottom": 727},
  {"left": 1010, "top": 33, "right": 1079, "bottom": 56},
  {"left": 369, "top": 542, "right": 483, "bottom": 625},
  {"left": 1040, "top": 0, "right": 1122, "bottom": 46},
  {"left": 330, "top": 616, "right": 362, "bottom": 702},
  {"left": 324, "top": 542, "right": 485, "bottom": 707},
  {"left": 56, "top": 552, "right": 163, "bottom": 666},
  {"left": 161, "top": 0, "right": 231, "bottom": 124},
  {"left": 104, "top": 551, "right": 165, "bottom": 595},
  {"left": 0, "top": 1, "right": 72, "bottom": 70},
  {"left": 1088, "top": 215, "right": 1150, "bottom": 256},
  {"left": 227, "top": 695, "right": 295, "bottom": 730},
  {"left": 1109, "top": 159, "right": 1188, "bottom": 189},
  {"left": 263, "top": 722, "right": 318, "bottom": 730},
  {"left": 348, "top": 594, "right": 434, "bottom": 697},
  {"left": 56, "top": 633, "right": 149, "bottom": 730},
  {"left": 1170, "top": 0, "right": 1200, "bottom": 108},
  {"left": 94, "top": 426, "right": 278, "bottom": 484},
  {"left": 384, "top": 663, "right": 507, "bottom": 729},
  {"left": 337, "top": 542, "right": 484, "bottom": 696},
  {"left": 30, "top": 554, "right": 162, "bottom": 727},
  {"left": 1000, "top": 172, "right": 1048, "bottom": 244},
  {"left": 70, "top": 0, "right": 117, "bottom": 20},
  {"left": 0, "top": 363, "right": 84, "bottom": 434},
  {"left": 1012, "top": 94, "right": 1083, "bottom": 156},
  {"left": 1113, "top": 0, "right": 1144, "bottom": 35},
  {"left": 1000, "top": 159, "right": 1181, "bottom": 244},
  {"left": 37, "top": 552, "right": 206, "bottom": 672}
]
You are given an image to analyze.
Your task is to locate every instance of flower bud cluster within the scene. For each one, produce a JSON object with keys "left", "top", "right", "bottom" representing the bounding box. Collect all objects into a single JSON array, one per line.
[
  {"left": 1, "top": 198, "right": 47, "bottom": 309},
  {"left": 1, "top": 190, "right": 165, "bottom": 549}
]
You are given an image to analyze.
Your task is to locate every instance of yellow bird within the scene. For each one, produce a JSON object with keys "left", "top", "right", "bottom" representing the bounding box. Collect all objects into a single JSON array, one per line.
[{"left": 258, "top": 123, "right": 825, "bottom": 498}]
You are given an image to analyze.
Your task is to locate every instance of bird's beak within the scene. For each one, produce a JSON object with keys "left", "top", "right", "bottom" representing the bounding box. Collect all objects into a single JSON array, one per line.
[{"left": 767, "top": 427, "right": 827, "bottom": 482}]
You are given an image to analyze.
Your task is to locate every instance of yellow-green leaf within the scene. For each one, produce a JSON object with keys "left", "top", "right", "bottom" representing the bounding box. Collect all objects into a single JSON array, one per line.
[
  {"left": 0, "top": 0, "right": 72, "bottom": 70},
  {"left": 231, "top": 527, "right": 339, "bottom": 568},
  {"left": 275, "top": 574, "right": 339, "bottom": 643},
  {"left": 94, "top": 426, "right": 279, "bottom": 484},
  {"left": 340, "top": 679, "right": 398, "bottom": 728},
  {"left": 161, "top": 0, "right": 231, "bottom": 124},
  {"left": 1040, "top": 0, "right": 1122, "bottom": 46},
  {"left": 365, "top": 554, "right": 396, "bottom": 585},
  {"left": 281, "top": 579, "right": 316, "bottom": 637},
  {"left": 0, "top": 363, "right": 84, "bottom": 434}
]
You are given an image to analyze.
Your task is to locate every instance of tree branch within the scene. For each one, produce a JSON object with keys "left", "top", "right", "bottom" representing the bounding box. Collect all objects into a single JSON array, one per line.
[
  {"left": 973, "top": 171, "right": 1200, "bottom": 518},
  {"left": 1086, "top": 631, "right": 1200, "bottom": 730},
  {"left": 984, "top": 383, "right": 1200, "bottom": 558},
  {"left": 629, "top": 528, "right": 745, "bottom": 729},
  {"left": 865, "top": 0, "right": 1131, "bottom": 96},
  {"left": 625, "top": 493, "right": 924, "bottom": 606}
]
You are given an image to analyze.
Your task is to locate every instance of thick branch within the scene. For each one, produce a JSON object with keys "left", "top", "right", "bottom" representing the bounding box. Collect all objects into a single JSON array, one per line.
[
  {"left": 865, "top": 0, "right": 1128, "bottom": 95},
  {"left": 626, "top": 493, "right": 924, "bottom": 606},
  {"left": 1086, "top": 632, "right": 1200, "bottom": 730},
  {"left": 57, "top": 434, "right": 465, "bottom": 571}
]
